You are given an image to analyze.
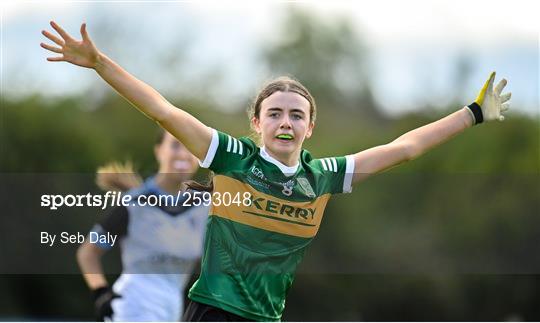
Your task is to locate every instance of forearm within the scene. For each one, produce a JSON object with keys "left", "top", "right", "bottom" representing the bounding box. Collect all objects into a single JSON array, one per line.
[
  {"left": 76, "top": 243, "right": 108, "bottom": 290},
  {"left": 351, "top": 72, "right": 510, "bottom": 185},
  {"left": 395, "top": 107, "right": 474, "bottom": 160},
  {"left": 82, "top": 273, "right": 109, "bottom": 290},
  {"left": 94, "top": 53, "right": 173, "bottom": 122}
]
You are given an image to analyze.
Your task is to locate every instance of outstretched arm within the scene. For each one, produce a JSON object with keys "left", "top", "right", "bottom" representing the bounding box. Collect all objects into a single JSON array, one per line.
[
  {"left": 41, "top": 21, "right": 211, "bottom": 160},
  {"left": 351, "top": 72, "right": 511, "bottom": 185}
]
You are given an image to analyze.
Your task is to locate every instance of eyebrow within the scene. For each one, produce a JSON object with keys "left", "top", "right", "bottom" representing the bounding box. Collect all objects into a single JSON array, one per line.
[{"left": 267, "top": 107, "right": 306, "bottom": 114}]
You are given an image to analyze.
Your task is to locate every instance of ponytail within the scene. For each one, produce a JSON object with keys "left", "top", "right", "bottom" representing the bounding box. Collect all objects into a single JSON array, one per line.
[{"left": 183, "top": 172, "right": 214, "bottom": 192}]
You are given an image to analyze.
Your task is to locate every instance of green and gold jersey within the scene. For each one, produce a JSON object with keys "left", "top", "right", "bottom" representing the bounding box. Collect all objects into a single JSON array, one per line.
[{"left": 188, "top": 129, "right": 354, "bottom": 321}]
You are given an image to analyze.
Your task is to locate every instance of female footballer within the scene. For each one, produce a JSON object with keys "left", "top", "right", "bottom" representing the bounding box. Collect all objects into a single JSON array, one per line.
[
  {"left": 76, "top": 130, "right": 208, "bottom": 321},
  {"left": 43, "top": 21, "right": 511, "bottom": 321}
]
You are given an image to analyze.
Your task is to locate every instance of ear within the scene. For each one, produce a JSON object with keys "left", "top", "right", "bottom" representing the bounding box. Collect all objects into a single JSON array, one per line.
[
  {"left": 251, "top": 116, "right": 261, "bottom": 134},
  {"left": 305, "top": 121, "right": 315, "bottom": 139}
]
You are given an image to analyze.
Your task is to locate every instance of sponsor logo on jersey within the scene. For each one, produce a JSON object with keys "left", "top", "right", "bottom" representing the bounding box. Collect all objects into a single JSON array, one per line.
[
  {"left": 249, "top": 196, "right": 316, "bottom": 222},
  {"left": 246, "top": 176, "right": 271, "bottom": 190},
  {"left": 247, "top": 165, "right": 271, "bottom": 190},
  {"left": 250, "top": 165, "right": 267, "bottom": 181},
  {"left": 212, "top": 175, "right": 331, "bottom": 238}
]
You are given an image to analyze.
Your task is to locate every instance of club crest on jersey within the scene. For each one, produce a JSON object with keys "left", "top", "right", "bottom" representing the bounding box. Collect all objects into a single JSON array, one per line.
[
  {"left": 281, "top": 179, "right": 295, "bottom": 196},
  {"left": 297, "top": 177, "right": 315, "bottom": 198}
]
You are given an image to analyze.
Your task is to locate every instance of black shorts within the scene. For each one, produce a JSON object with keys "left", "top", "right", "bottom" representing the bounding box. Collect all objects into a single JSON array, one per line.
[{"left": 183, "top": 300, "right": 251, "bottom": 322}]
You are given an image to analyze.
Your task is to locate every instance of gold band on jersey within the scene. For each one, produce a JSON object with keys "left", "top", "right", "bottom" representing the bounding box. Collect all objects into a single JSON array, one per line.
[{"left": 210, "top": 175, "right": 330, "bottom": 238}]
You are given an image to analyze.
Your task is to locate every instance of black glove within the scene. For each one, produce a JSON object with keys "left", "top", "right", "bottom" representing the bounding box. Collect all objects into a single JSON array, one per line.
[{"left": 92, "top": 286, "right": 120, "bottom": 321}]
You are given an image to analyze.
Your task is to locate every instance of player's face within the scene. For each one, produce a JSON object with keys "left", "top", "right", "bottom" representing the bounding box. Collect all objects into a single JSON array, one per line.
[
  {"left": 155, "top": 133, "right": 199, "bottom": 176},
  {"left": 252, "top": 91, "right": 314, "bottom": 164}
]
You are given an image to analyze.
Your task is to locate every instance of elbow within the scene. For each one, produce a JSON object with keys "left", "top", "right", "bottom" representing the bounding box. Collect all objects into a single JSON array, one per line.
[
  {"left": 76, "top": 243, "right": 88, "bottom": 265},
  {"left": 151, "top": 106, "right": 170, "bottom": 124},
  {"left": 143, "top": 99, "right": 173, "bottom": 124},
  {"left": 401, "top": 141, "right": 423, "bottom": 162},
  {"left": 76, "top": 242, "right": 98, "bottom": 266}
]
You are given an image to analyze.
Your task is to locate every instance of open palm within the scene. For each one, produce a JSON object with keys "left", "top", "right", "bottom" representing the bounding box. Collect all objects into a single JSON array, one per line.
[
  {"left": 41, "top": 21, "right": 99, "bottom": 69},
  {"left": 474, "top": 72, "right": 512, "bottom": 122}
]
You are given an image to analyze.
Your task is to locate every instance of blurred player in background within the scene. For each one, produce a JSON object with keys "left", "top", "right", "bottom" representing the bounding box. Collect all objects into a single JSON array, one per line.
[{"left": 76, "top": 130, "right": 208, "bottom": 321}]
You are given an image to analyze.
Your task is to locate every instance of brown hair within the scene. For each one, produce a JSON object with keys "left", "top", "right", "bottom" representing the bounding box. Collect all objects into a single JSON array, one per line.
[
  {"left": 184, "top": 76, "right": 315, "bottom": 192},
  {"left": 248, "top": 75, "right": 317, "bottom": 126},
  {"left": 182, "top": 172, "right": 214, "bottom": 192}
]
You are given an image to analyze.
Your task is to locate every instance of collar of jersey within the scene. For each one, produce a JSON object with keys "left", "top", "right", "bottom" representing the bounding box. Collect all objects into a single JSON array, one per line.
[{"left": 259, "top": 146, "right": 299, "bottom": 177}]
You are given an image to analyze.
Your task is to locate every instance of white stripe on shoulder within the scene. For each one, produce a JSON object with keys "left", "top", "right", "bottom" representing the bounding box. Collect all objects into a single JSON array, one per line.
[
  {"left": 232, "top": 137, "right": 238, "bottom": 153},
  {"left": 226, "top": 135, "right": 232, "bottom": 152},
  {"left": 238, "top": 140, "right": 243, "bottom": 155},
  {"left": 320, "top": 158, "right": 338, "bottom": 173},
  {"left": 224, "top": 136, "right": 243, "bottom": 155},
  {"left": 321, "top": 159, "right": 328, "bottom": 171},
  {"left": 326, "top": 158, "right": 334, "bottom": 172}
]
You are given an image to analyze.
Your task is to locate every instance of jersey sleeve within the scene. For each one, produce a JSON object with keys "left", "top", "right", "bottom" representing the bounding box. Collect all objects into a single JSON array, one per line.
[
  {"left": 197, "top": 128, "right": 256, "bottom": 174},
  {"left": 312, "top": 155, "right": 355, "bottom": 194},
  {"left": 89, "top": 206, "right": 129, "bottom": 250}
]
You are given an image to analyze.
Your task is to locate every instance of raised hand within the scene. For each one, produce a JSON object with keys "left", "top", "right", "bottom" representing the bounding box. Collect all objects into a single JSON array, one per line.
[
  {"left": 41, "top": 21, "right": 100, "bottom": 69},
  {"left": 40, "top": 20, "right": 212, "bottom": 160},
  {"left": 467, "top": 71, "right": 512, "bottom": 124}
]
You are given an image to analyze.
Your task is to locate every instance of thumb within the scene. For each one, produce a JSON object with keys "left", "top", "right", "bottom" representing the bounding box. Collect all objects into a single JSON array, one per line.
[{"left": 475, "top": 71, "right": 496, "bottom": 105}]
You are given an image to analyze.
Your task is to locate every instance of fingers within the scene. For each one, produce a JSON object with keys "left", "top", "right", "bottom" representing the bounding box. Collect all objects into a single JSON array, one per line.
[
  {"left": 50, "top": 20, "right": 73, "bottom": 41},
  {"left": 486, "top": 71, "right": 496, "bottom": 92},
  {"left": 40, "top": 42, "right": 62, "bottom": 54},
  {"left": 80, "top": 23, "right": 90, "bottom": 42},
  {"left": 41, "top": 29, "right": 64, "bottom": 46},
  {"left": 47, "top": 56, "right": 65, "bottom": 62},
  {"left": 500, "top": 92, "right": 511, "bottom": 103},
  {"left": 501, "top": 103, "right": 510, "bottom": 112},
  {"left": 494, "top": 78, "right": 507, "bottom": 95}
]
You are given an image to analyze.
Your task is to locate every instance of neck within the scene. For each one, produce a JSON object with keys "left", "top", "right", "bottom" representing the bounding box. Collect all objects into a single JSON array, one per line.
[
  {"left": 264, "top": 147, "right": 300, "bottom": 167},
  {"left": 154, "top": 173, "right": 185, "bottom": 194}
]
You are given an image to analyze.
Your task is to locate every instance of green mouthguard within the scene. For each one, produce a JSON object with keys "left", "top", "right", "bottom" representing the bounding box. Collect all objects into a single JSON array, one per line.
[{"left": 277, "top": 134, "right": 293, "bottom": 140}]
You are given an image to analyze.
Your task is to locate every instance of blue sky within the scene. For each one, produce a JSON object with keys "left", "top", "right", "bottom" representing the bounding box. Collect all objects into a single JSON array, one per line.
[{"left": 2, "top": 0, "right": 538, "bottom": 116}]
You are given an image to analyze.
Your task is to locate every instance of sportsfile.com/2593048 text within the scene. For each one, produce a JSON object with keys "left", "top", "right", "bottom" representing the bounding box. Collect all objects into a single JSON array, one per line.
[{"left": 40, "top": 191, "right": 253, "bottom": 210}]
